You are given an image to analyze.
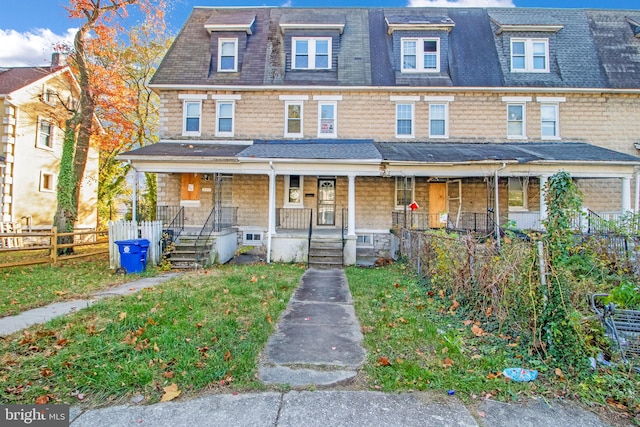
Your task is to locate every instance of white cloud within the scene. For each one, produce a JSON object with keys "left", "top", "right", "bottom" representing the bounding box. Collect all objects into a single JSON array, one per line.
[
  {"left": 408, "top": 0, "right": 515, "bottom": 7},
  {"left": 0, "top": 28, "right": 76, "bottom": 67}
]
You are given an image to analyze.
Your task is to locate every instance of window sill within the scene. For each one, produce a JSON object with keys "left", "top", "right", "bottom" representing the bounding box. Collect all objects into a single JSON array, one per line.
[
  {"left": 36, "top": 145, "right": 54, "bottom": 151},
  {"left": 182, "top": 132, "right": 201, "bottom": 137}
]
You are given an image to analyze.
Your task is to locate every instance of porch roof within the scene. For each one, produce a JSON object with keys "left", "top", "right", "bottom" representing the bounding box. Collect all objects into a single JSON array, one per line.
[
  {"left": 374, "top": 142, "right": 640, "bottom": 165},
  {"left": 240, "top": 139, "right": 382, "bottom": 160},
  {"left": 119, "top": 140, "right": 640, "bottom": 167}
]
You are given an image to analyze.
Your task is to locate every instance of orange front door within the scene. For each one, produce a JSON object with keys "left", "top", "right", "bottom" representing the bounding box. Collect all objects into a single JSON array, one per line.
[{"left": 429, "top": 183, "right": 447, "bottom": 228}]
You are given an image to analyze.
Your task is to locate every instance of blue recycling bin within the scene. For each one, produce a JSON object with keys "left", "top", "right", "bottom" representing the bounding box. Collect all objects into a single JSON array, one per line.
[{"left": 115, "top": 239, "right": 150, "bottom": 273}]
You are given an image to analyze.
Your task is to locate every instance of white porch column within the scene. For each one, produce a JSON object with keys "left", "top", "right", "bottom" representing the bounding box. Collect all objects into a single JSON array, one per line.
[
  {"left": 539, "top": 175, "right": 549, "bottom": 229},
  {"left": 347, "top": 174, "right": 356, "bottom": 237},
  {"left": 635, "top": 173, "right": 640, "bottom": 213},
  {"left": 622, "top": 176, "right": 632, "bottom": 213},
  {"left": 267, "top": 166, "right": 276, "bottom": 263}
]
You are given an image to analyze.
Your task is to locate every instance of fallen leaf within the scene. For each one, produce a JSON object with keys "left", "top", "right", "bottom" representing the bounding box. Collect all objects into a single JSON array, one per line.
[
  {"left": 160, "top": 383, "right": 181, "bottom": 402},
  {"left": 153, "top": 343, "right": 160, "bottom": 352},
  {"left": 438, "top": 290, "right": 445, "bottom": 298},
  {"left": 442, "top": 357, "right": 454, "bottom": 368},
  {"left": 378, "top": 356, "right": 391, "bottom": 366},
  {"left": 119, "top": 312, "right": 127, "bottom": 320},
  {"left": 40, "top": 368, "right": 53, "bottom": 378},
  {"left": 224, "top": 350, "right": 232, "bottom": 361},
  {"left": 449, "top": 300, "right": 460, "bottom": 311},
  {"left": 462, "top": 320, "right": 474, "bottom": 326},
  {"left": 471, "top": 324, "right": 485, "bottom": 337},
  {"left": 162, "top": 371, "right": 174, "bottom": 379},
  {"left": 555, "top": 368, "right": 565, "bottom": 381},
  {"left": 250, "top": 276, "right": 258, "bottom": 283},
  {"left": 35, "top": 394, "right": 51, "bottom": 404},
  {"left": 606, "top": 398, "right": 627, "bottom": 411},
  {"left": 54, "top": 291, "right": 67, "bottom": 296},
  {"left": 477, "top": 411, "right": 486, "bottom": 418},
  {"left": 486, "top": 307, "right": 493, "bottom": 317},
  {"left": 266, "top": 315, "right": 272, "bottom": 324}
]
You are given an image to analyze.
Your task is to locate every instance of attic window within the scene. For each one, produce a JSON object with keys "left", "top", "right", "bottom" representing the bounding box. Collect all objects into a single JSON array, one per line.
[{"left": 204, "top": 13, "right": 255, "bottom": 34}]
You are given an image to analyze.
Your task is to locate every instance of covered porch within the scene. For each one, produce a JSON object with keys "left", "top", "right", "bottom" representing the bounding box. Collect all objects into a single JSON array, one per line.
[{"left": 120, "top": 140, "right": 640, "bottom": 265}]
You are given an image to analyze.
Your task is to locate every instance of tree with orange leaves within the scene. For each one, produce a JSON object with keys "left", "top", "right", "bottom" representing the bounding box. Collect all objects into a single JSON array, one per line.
[{"left": 54, "top": 0, "right": 166, "bottom": 252}]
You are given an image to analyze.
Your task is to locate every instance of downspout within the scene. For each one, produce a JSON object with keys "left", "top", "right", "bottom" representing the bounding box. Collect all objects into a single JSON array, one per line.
[
  {"left": 267, "top": 161, "right": 275, "bottom": 264},
  {"left": 635, "top": 171, "right": 640, "bottom": 213},
  {"left": 494, "top": 162, "right": 507, "bottom": 247}
]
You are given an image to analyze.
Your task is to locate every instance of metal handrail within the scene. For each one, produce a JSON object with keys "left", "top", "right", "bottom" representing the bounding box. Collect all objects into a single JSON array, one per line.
[
  {"left": 307, "top": 209, "right": 313, "bottom": 268},
  {"left": 193, "top": 207, "right": 217, "bottom": 269},
  {"left": 162, "top": 206, "right": 184, "bottom": 253},
  {"left": 341, "top": 208, "right": 347, "bottom": 267}
]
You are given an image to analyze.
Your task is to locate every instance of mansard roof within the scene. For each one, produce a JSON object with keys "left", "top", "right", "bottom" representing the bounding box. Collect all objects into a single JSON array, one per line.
[{"left": 151, "top": 6, "right": 640, "bottom": 90}]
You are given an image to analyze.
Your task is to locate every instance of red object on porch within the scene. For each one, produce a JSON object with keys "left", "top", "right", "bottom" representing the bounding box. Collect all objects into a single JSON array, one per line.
[{"left": 409, "top": 201, "right": 419, "bottom": 211}]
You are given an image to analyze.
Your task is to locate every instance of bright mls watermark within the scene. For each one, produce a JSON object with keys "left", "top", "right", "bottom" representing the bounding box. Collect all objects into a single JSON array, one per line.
[{"left": 2, "top": 405, "right": 69, "bottom": 427}]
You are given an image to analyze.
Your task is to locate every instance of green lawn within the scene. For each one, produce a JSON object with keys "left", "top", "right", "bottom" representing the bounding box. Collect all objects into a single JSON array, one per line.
[
  {"left": 0, "top": 254, "right": 154, "bottom": 318},
  {"left": 0, "top": 264, "right": 304, "bottom": 406}
]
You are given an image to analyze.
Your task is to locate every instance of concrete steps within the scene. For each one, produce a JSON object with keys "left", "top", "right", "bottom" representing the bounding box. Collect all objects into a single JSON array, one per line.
[
  {"left": 308, "top": 237, "right": 343, "bottom": 269},
  {"left": 168, "top": 235, "right": 214, "bottom": 269}
]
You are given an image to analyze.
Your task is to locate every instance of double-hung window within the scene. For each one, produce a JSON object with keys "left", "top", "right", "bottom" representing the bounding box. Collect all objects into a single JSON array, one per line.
[
  {"left": 396, "top": 104, "right": 414, "bottom": 138},
  {"left": 508, "top": 177, "right": 528, "bottom": 210},
  {"left": 540, "top": 103, "right": 559, "bottom": 139},
  {"left": 507, "top": 104, "right": 526, "bottom": 138},
  {"left": 318, "top": 102, "right": 337, "bottom": 138},
  {"left": 292, "top": 37, "right": 331, "bottom": 70},
  {"left": 395, "top": 177, "right": 415, "bottom": 209},
  {"left": 37, "top": 119, "right": 53, "bottom": 149},
  {"left": 285, "top": 101, "right": 303, "bottom": 137},
  {"left": 218, "top": 38, "right": 238, "bottom": 72},
  {"left": 180, "top": 94, "right": 206, "bottom": 136},
  {"left": 216, "top": 101, "right": 235, "bottom": 137},
  {"left": 429, "top": 103, "right": 448, "bottom": 138},
  {"left": 511, "top": 38, "right": 549, "bottom": 72},
  {"left": 401, "top": 38, "right": 440, "bottom": 72},
  {"left": 285, "top": 175, "right": 304, "bottom": 207}
]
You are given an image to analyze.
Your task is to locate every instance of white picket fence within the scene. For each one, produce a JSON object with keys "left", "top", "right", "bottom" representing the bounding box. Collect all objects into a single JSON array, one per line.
[{"left": 108, "top": 220, "right": 163, "bottom": 269}]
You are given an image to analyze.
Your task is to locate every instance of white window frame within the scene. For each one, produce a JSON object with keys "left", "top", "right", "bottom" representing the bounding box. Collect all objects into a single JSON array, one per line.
[
  {"left": 395, "top": 177, "right": 415, "bottom": 209},
  {"left": 42, "top": 85, "right": 56, "bottom": 106},
  {"left": 292, "top": 37, "right": 332, "bottom": 70},
  {"left": 284, "top": 175, "right": 304, "bottom": 208},
  {"left": 40, "top": 171, "right": 55, "bottom": 192},
  {"left": 36, "top": 118, "right": 54, "bottom": 150},
  {"left": 317, "top": 101, "right": 337, "bottom": 138},
  {"left": 401, "top": 37, "right": 440, "bottom": 73},
  {"left": 429, "top": 103, "right": 449, "bottom": 138},
  {"left": 356, "top": 234, "right": 374, "bottom": 247},
  {"left": 540, "top": 103, "right": 560, "bottom": 139},
  {"left": 181, "top": 99, "right": 202, "bottom": 137},
  {"left": 215, "top": 100, "right": 235, "bottom": 137},
  {"left": 507, "top": 103, "right": 526, "bottom": 139},
  {"left": 284, "top": 101, "right": 304, "bottom": 138},
  {"left": 218, "top": 38, "right": 238, "bottom": 72},
  {"left": 508, "top": 177, "right": 528, "bottom": 211},
  {"left": 510, "top": 38, "right": 549, "bottom": 73},
  {"left": 395, "top": 103, "right": 414, "bottom": 138}
]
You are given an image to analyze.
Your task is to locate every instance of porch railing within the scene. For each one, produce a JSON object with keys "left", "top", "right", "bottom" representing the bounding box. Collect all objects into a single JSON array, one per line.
[
  {"left": 157, "top": 205, "right": 183, "bottom": 227},
  {"left": 162, "top": 207, "right": 184, "bottom": 253},
  {"left": 277, "top": 208, "right": 312, "bottom": 230},
  {"left": 391, "top": 211, "right": 496, "bottom": 234}
]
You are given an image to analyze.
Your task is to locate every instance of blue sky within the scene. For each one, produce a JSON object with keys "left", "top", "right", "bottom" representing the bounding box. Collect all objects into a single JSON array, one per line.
[{"left": 1, "top": 0, "right": 638, "bottom": 66}]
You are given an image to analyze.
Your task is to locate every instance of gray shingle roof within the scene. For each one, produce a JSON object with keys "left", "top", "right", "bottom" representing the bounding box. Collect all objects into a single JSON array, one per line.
[
  {"left": 151, "top": 7, "right": 640, "bottom": 89},
  {"left": 239, "top": 139, "right": 381, "bottom": 160},
  {"left": 374, "top": 142, "right": 640, "bottom": 164},
  {"left": 120, "top": 141, "right": 640, "bottom": 166}
]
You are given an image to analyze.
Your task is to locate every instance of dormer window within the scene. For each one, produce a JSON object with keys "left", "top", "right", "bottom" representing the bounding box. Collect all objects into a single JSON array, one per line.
[
  {"left": 401, "top": 38, "right": 440, "bottom": 73},
  {"left": 218, "top": 38, "right": 238, "bottom": 72},
  {"left": 292, "top": 37, "right": 331, "bottom": 70},
  {"left": 510, "top": 38, "right": 549, "bottom": 72}
]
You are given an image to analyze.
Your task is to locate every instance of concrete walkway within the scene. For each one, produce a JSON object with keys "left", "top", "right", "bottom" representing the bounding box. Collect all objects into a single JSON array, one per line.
[
  {"left": 0, "top": 273, "right": 181, "bottom": 335},
  {"left": 259, "top": 268, "right": 366, "bottom": 386}
]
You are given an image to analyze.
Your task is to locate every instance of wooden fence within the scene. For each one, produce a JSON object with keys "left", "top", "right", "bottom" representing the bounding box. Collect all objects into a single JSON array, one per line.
[
  {"left": 107, "top": 220, "right": 163, "bottom": 269},
  {"left": 0, "top": 227, "right": 109, "bottom": 269}
]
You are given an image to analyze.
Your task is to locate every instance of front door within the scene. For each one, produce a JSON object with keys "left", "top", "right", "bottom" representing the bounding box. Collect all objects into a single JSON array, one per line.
[
  {"left": 429, "top": 182, "right": 447, "bottom": 228},
  {"left": 317, "top": 179, "right": 335, "bottom": 225}
]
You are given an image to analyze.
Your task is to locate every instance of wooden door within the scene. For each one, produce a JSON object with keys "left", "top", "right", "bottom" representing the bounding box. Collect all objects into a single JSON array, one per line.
[
  {"left": 429, "top": 183, "right": 447, "bottom": 228},
  {"left": 181, "top": 173, "right": 201, "bottom": 201}
]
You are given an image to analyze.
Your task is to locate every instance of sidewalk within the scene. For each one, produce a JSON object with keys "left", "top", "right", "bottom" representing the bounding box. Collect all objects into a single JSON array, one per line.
[{"left": 0, "top": 273, "right": 181, "bottom": 335}]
